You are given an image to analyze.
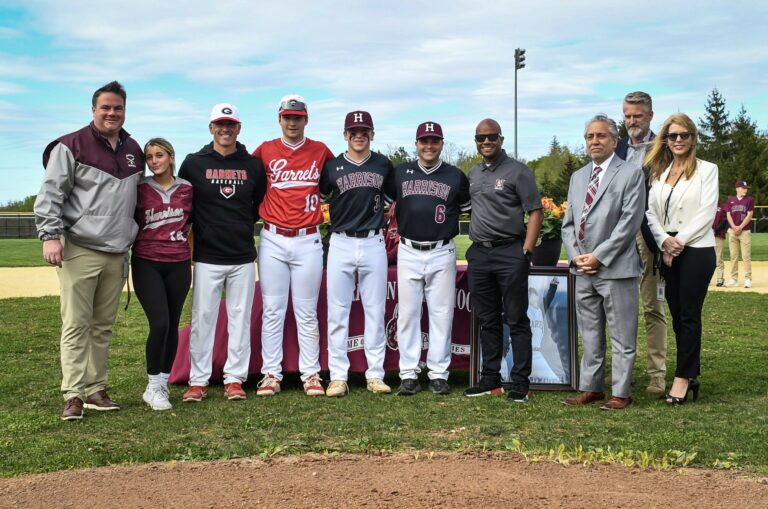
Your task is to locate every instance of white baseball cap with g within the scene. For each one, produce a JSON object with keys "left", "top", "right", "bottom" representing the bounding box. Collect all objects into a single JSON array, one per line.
[{"left": 210, "top": 103, "right": 240, "bottom": 123}]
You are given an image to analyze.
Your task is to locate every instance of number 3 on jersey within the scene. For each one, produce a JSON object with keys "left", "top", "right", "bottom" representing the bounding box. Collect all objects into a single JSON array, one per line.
[
  {"left": 435, "top": 204, "right": 446, "bottom": 224},
  {"left": 304, "top": 193, "right": 319, "bottom": 212}
]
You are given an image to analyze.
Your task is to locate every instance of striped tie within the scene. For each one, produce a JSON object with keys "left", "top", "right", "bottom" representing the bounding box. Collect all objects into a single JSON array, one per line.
[{"left": 578, "top": 166, "right": 602, "bottom": 241}]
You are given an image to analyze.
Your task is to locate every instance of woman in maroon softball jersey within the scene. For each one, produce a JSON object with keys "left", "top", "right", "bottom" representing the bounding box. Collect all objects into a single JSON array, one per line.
[{"left": 133, "top": 138, "right": 193, "bottom": 410}]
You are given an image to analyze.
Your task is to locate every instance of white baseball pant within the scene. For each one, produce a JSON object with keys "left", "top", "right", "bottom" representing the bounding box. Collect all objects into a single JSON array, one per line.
[
  {"left": 258, "top": 228, "right": 323, "bottom": 381},
  {"left": 189, "top": 262, "right": 255, "bottom": 386},
  {"left": 326, "top": 231, "right": 388, "bottom": 381},
  {"left": 396, "top": 239, "right": 456, "bottom": 381}
]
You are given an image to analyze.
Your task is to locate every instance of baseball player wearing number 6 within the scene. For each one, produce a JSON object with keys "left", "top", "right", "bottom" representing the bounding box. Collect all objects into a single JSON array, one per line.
[
  {"left": 253, "top": 94, "right": 334, "bottom": 397},
  {"left": 384, "top": 121, "right": 471, "bottom": 396},
  {"left": 320, "top": 111, "right": 395, "bottom": 397}
]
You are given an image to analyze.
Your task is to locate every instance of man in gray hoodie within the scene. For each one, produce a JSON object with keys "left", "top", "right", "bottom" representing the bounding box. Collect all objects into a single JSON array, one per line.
[{"left": 34, "top": 81, "right": 143, "bottom": 421}]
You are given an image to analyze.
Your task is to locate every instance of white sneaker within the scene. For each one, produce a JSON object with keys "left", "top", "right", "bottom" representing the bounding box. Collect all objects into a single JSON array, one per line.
[
  {"left": 326, "top": 380, "right": 349, "bottom": 397},
  {"left": 143, "top": 385, "right": 172, "bottom": 411},
  {"left": 303, "top": 373, "right": 325, "bottom": 396},
  {"left": 725, "top": 279, "right": 738, "bottom": 287},
  {"left": 744, "top": 278, "right": 752, "bottom": 288},
  {"left": 366, "top": 378, "right": 392, "bottom": 394}
]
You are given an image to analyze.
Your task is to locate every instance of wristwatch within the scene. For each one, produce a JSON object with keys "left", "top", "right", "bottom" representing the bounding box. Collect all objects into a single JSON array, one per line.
[{"left": 40, "top": 232, "right": 60, "bottom": 241}]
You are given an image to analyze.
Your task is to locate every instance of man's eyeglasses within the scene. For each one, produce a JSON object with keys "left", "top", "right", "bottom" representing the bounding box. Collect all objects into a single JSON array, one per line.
[
  {"left": 474, "top": 133, "right": 501, "bottom": 143},
  {"left": 664, "top": 132, "right": 693, "bottom": 142}
]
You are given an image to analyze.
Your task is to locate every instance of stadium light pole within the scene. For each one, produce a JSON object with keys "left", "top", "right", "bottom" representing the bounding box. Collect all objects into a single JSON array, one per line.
[{"left": 514, "top": 48, "right": 526, "bottom": 159}]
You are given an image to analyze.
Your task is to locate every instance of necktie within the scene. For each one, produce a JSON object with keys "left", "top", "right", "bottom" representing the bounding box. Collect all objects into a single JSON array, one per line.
[{"left": 578, "top": 166, "right": 602, "bottom": 241}]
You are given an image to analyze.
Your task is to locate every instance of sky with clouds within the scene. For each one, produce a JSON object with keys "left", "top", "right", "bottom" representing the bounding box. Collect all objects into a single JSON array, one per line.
[{"left": 1, "top": 0, "right": 767, "bottom": 203}]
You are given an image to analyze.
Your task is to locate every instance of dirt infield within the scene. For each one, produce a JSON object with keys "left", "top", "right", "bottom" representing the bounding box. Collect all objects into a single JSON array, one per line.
[
  {"left": 1, "top": 453, "right": 766, "bottom": 508},
  {"left": 2, "top": 262, "right": 767, "bottom": 299}
]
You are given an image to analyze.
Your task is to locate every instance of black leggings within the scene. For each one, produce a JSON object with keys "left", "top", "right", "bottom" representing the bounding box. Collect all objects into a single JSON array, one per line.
[
  {"left": 132, "top": 256, "right": 191, "bottom": 375},
  {"left": 661, "top": 246, "right": 715, "bottom": 379}
]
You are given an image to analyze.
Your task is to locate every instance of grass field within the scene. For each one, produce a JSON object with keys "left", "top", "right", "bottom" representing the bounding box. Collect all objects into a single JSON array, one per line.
[
  {"left": 3, "top": 233, "right": 768, "bottom": 267},
  {"left": 1, "top": 291, "right": 766, "bottom": 477}
]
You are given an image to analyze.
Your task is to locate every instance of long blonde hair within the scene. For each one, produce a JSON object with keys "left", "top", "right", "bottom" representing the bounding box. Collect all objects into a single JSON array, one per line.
[{"left": 644, "top": 113, "right": 698, "bottom": 182}]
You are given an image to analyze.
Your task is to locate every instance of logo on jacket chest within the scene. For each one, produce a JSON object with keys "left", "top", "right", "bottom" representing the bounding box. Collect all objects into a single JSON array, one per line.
[
  {"left": 126, "top": 154, "right": 137, "bottom": 168},
  {"left": 495, "top": 178, "right": 505, "bottom": 190},
  {"left": 220, "top": 185, "right": 236, "bottom": 199}
]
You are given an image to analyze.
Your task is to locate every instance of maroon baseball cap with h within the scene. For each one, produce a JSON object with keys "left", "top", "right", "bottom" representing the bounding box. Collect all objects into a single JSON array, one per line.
[
  {"left": 416, "top": 121, "right": 444, "bottom": 140},
  {"left": 736, "top": 180, "right": 749, "bottom": 188},
  {"left": 345, "top": 111, "right": 374, "bottom": 130}
]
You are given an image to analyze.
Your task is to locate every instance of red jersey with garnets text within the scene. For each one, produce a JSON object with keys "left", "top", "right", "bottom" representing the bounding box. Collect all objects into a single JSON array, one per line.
[
  {"left": 254, "top": 138, "right": 334, "bottom": 229},
  {"left": 133, "top": 176, "right": 193, "bottom": 262}
]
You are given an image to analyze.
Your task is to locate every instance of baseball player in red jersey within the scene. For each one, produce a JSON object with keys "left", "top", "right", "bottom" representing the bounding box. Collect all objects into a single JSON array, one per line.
[
  {"left": 254, "top": 94, "right": 334, "bottom": 396},
  {"left": 320, "top": 111, "right": 395, "bottom": 397},
  {"left": 384, "top": 122, "right": 471, "bottom": 396}
]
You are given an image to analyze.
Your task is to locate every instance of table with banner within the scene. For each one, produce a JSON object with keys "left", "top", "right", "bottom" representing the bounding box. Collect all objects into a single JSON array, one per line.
[{"left": 169, "top": 265, "right": 577, "bottom": 390}]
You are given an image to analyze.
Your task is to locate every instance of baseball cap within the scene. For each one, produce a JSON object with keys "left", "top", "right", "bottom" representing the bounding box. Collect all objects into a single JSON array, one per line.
[
  {"left": 416, "top": 121, "right": 444, "bottom": 140},
  {"left": 278, "top": 94, "right": 308, "bottom": 116},
  {"left": 735, "top": 180, "right": 749, "bottom": 188},
  {"left": 344, "top": 111, "right": 374, "bottom": 130},
  {"left": 210, "top": 103, "right": 240, "bottom": 123}
]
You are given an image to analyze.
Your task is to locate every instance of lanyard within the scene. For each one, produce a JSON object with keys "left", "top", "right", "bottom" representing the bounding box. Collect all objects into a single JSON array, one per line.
[{"left": 662, "top": 171, "right": 684, "bottom": 226}]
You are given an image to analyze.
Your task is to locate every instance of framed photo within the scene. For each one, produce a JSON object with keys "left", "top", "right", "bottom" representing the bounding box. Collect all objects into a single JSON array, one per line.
[{"left": 469, "top": 266, "right": 579, "bottom": 391}]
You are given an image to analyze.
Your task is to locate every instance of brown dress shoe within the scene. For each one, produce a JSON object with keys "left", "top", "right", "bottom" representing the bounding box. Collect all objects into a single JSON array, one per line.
[
  {"left": 62, "top": 397, "right": 84, "bottom": 421},
  {"left": 561, "top": 391, "right": 605, "bottom": 406},
  {"left": 600, "top": 396, "right": 633, "bottom": 410},
  {"left": 84, "top": 390, "right": 120, "bottom": 411}
]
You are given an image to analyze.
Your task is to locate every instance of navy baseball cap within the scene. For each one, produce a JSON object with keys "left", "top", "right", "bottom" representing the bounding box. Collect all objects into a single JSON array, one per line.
[
  {"left": 345, "top": 111, "right": 373, "bottom": 130},
  {"left": 736, "top": 180, "right": 749, "bottom": 188},
  {"left": 416, "top": 121, "right": 443, "bottom": 140}
]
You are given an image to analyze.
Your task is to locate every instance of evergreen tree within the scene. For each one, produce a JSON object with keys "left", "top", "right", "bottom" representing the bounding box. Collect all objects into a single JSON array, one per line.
[
  {"left": 724, "top": 106, "right": 768, "bottom": 203},
  {"left": 548, "top": 154, "right": 581, "bottom": 204},
  {"left": 617, "top": 120, "right": 628, "bottom": 140},
  {"left": 697, "top": 88, "right": 731, "bottom": 164}
]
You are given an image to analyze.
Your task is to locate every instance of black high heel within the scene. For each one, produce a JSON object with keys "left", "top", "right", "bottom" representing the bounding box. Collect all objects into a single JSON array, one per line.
[{"left": 664, "top": 378, "right": 700, "bottom": 405}]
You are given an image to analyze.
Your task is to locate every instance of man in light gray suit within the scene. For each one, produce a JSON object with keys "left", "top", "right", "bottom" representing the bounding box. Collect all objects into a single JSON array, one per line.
[{"left": 560, "top": 114, "right": 645, "bottom": 411}]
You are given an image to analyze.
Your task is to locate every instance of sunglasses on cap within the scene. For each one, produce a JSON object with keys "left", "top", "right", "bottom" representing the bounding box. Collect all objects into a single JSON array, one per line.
[
  {"left": 279, "top": 99, "right": 307, "bottom": 112},
  {"left": 474, "top": 133, "right": 502, "bottom": 143},
  {"left": 664, "top": 132, "right": 693, "bottom": 142}
]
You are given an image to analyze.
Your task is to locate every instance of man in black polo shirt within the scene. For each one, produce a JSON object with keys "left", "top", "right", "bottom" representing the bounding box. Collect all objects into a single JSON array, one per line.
[{"left": 463, "top": 118, "right": 542, "bottom": 402}]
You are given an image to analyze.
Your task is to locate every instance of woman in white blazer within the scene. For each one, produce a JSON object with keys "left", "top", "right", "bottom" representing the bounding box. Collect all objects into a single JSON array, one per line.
[{"left": 645, "top": 113, "right": 718, "bottom": 405}]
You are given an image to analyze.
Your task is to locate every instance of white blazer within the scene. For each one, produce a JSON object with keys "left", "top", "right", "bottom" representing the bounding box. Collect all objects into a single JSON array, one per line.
[{"left": 646, "top": 159, "right": 719, "bottom": 249}]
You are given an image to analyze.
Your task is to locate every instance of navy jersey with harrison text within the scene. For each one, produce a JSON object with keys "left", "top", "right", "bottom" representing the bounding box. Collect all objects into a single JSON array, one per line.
[
  {"left": 385, "top": 160, "right": 471, "bottom": 242},
  {"left": 320, "top": 151, "right": 394, "bottom": 232}
]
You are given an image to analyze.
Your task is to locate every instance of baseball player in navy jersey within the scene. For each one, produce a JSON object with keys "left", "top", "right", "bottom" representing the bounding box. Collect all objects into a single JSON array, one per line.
[
  {"left": 384, "top": 121, "right": 471, "bottom": 396},
  {"left": 320, "top": 111, "right": 394, "bottom": 397}
]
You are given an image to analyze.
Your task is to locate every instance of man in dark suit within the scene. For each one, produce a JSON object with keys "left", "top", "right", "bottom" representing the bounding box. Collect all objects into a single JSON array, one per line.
[
  {"left": 616, "top": 91, "right": 668, "bottom": 397},
  {"left": 561, "top": 114, "right": 645, "bottom": 410}
]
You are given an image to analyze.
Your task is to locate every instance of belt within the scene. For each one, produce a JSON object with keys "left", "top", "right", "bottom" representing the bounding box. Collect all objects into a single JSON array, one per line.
[
  {"left": 263, "top": 222, "right": 319, "bottom": 237},
  {"left": 337, "top": 229, "right": 382, "bottom": 239},
  {"left": 400, "top": 238, "right": 448, "bottom": 251},
  {"left": 476, "top": 237, "right": 519, "bottom": 248}
]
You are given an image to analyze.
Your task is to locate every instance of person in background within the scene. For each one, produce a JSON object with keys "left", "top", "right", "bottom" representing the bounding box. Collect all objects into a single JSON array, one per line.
[
  {"left": 615, "top": 91, "right": 668, "bottom": 396},
  {"left": 34, "top": 80, "right": 143, "bottom": 421},
  {"left": 133, "top": 138, "right": 193, "bottom": 410},
  {"left": 645, "top": 113, "right": 718, "bottom": 405},
  {"left": 712, "top": 201, "right": 729, "bottom": 287},
  {"left": 725, "top": 181, "right": 755, "bottom": 288}
]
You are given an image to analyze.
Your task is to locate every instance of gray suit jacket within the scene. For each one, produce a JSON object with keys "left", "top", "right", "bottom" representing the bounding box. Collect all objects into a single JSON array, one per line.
[{"left": 561, "top": 154, "right": 645, "bottom": 279}]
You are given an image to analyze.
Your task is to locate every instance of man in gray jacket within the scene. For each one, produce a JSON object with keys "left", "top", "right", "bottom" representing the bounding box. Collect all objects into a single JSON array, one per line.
[
  {"left": 34, "top": 81, "right": 143, "bottom": 420},
  {"left": 560, "top": 114, "right": 644, "bottom": 411}
]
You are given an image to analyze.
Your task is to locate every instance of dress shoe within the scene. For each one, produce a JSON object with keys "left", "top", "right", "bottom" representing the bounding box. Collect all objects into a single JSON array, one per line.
[
  {"left": 61, "top": 397, "right": 84, "bottom": 421},
  {"left": 83, "top": 390, "right": 120, "bottom": 411},
  {"left": 600, "top": 396, "right": 633, "bottom": 410},
  {"left": 645, "top": 376, "right": 666, "bottom": 396},
  {"left": 561, "top": 391, "right": 605, "bottom": 406}
]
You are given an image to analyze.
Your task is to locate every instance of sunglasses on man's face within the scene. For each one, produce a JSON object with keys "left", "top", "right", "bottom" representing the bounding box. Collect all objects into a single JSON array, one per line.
[
  {"left": 664, "top": 132, "right": 693, "bottom": 142},
  {"left": 475, "top": 133, "right": 501, "bottom": 143}
]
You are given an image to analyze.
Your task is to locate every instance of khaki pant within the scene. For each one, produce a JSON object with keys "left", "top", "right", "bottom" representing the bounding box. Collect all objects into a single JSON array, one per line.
[
  {"left": 58, "top": 239, "right": 126, "bottom": 401},
  {"left": 728, "top": 229, "right": 752, "bottom": 280},
  {"left": 715, "top": 237, "right": 725, "bottom": 281},
  {"left": 637, "top": 232, "right": 667, "bottom": 378}
]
